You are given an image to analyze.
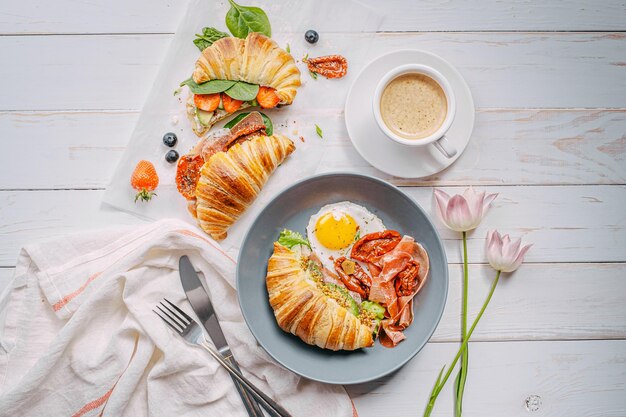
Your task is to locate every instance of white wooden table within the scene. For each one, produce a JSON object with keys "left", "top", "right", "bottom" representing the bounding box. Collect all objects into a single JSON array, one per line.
[{"left": 1, "top": 1, "right": 625, "bottom": 415}]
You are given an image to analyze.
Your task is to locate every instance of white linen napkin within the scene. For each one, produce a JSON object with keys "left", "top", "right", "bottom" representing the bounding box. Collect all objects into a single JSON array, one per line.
[{"left": 0, "top": 219, "right": 355, "bottom": 417}]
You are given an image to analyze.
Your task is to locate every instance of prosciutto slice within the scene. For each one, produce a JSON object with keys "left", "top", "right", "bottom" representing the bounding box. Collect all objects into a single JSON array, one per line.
[{"left": 368, "top": 236, "right": 430, "bottom": 347}]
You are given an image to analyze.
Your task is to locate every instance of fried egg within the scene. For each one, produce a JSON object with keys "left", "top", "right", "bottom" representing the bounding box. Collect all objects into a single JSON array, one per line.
[{"left": 306, "top": 202, "right": 386, "bottom": 271}]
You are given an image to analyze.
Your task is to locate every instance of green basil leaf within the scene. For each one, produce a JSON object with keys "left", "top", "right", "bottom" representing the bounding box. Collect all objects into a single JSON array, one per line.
[
  {"left": 259, "top": 112, "right": 273, "bottom": 136},
  {"left": 193, "top": 27, "right": 229, "bottom": 51},
  {"left": 223, "top": 111, "right": 273, "bottom": 136},
  {"left": 277, "top": 229, "right": 311, "bottom": 249},
  {"left": 315, "top": 124, "right": 323, "bottom": 138},
  {"left": 224, "top": 81, "right": 260, "bottom": 101},
  {"left": 180, "top": 78, "right": 237, "bottom": 94},
  {"left": 225, "top": 0, "right": 271, "bottom": 38},
  {"left": 193, "top": 38, "right": 211, "bottom": 51},
  {"left": 223, "top": 113, "right": 248, "bottom": 129}
]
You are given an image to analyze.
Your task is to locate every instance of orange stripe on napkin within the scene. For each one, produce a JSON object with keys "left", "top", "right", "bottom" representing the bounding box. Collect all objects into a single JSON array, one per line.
[
  {"left": 52, "top": 272, "right": 102, "bottom": 312},
  {"left": 175, "top": 229, "right": 236, "bottom": 263},
  {"left": 351, "top": 399, "right": 358, "bottom": 417},
  {"left": 70, "top": 386, "right": 113, "bottom": 417}
]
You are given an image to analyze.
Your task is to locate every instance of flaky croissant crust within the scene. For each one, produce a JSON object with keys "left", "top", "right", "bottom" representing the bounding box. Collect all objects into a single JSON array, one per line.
[
  {"left": 194, "top": 134, "right": 295, "bottom": 241},
  {"left": 192, "top": 33, "right": 301, "bottom": 105},
  {"left": 266, "top": 243, "right": 374, "bottom": 351}
]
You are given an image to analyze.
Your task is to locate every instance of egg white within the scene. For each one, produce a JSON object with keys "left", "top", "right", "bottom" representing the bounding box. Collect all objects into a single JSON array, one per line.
[{"left": 306, "top": 201, "right": 386, "bottom": 272}]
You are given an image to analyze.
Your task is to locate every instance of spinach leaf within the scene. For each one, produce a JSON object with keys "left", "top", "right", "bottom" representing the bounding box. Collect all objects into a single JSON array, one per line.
[
  {"left": 224, "top": 81, "right": 260, "bottom": 101},
  {"left": 225, "top": 0, "right": 271, "bottom": 38},
  {"left": 224, "top": 111, "right": 273, "bottom": 136},
  {"left": 180, "top": 78, "right": 237, "bottom": 94},
  {"left": 259, "top": 112, "right": 273, "bottom": 136},
  {"left": 193, "top": 27, "right": 229, "bottom": 51},
  {"left": 277, "top": 229, "right": 311, "bottom": 249},
  {"left": 315, "top": 124, "right": 323, "bottom": 138}
]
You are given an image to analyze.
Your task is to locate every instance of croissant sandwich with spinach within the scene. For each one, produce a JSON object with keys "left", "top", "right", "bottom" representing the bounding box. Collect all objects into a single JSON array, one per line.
[{"left": 182, "top": 32, "right": 301, "bottom": 136}]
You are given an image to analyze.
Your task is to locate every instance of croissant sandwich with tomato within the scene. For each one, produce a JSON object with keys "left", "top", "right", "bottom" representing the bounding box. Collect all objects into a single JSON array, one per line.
[
  {"left": 267, "top": 229, "right": 430, "bottom": 351},
  {"left": 182, "top": 32, "right": 301, "bottom": 136},
  {"left": 176, "top": 112, "right": 295, "bottom": 240}
]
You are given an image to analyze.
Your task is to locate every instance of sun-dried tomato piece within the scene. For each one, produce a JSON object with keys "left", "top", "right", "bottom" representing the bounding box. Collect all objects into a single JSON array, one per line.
[
  {"left": 176, "top": 154, "right": 204, "bottom": 200},
  {"left": 305, "top": 55, "right": 348, "bottom": 79},
  {"left": 351, "top": 230, "right": 402, "bottom": 264},
  {"left": 395, "top": 260, "right": 420, "bottom": 297},
  {"left": 334, "top": 256, "right": 372, "bottom": 298}
]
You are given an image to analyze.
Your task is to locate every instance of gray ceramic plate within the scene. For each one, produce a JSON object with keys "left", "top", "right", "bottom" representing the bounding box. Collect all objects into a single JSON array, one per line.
[{"left": 236, "top": 173, "right": 448, "bottom": 384}]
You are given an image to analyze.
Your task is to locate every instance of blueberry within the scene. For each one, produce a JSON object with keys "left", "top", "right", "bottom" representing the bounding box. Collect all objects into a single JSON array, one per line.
[
  {"left": 304, "top": 30, "right": 319, "bottom": 44},
  {"left": 165, "top": 149, "right": 179, "bottom": 163},
  {"left": 163, "top": 132, "right": 177, "bottom": 147}
]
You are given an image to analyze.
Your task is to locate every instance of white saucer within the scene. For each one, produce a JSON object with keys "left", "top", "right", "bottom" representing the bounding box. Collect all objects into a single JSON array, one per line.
[{"left": 345, "top": 50, "right": 475, "bottom": 178}]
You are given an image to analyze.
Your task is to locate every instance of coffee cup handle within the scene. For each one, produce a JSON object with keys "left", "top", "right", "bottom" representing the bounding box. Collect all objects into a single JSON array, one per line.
[{"left": 433, "top": 136, "right": 457, "bottom": 159}]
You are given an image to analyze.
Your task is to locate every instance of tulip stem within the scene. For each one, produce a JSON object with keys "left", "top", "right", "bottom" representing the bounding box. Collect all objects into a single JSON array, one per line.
[
  {"left": 455, "top": 231, "right": 469, "bottom": 416},
  {"left": 423, "top": 270, "right": 502, "bottom": 417}
]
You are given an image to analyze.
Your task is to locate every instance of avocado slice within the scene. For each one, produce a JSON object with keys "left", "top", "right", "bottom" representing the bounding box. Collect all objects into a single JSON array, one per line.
[
  {"left": 361, "top": 300, "right": 385, "bottom": 320},
  {"left": 196, "top": 108, "right": 213, "bottom": 127},
  {"left": 325, "top": 283, "right": 359, "bottom": 317},
  {"left": 361, "top": 301, "right": 385, "bottom": 336}
]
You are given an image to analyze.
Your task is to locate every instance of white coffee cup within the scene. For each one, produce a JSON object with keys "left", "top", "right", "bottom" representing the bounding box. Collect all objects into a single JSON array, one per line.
[{"left": 372, "top": 64, "right": 457, "bottom": 158}]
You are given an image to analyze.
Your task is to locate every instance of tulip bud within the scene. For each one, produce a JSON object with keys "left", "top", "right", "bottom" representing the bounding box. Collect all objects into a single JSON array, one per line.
[
  {"left": 433, "top": 187, "right": 498, "bottom": 232},
  {"left": 485, "top": 230, "right": 532, "bottom": 272}
]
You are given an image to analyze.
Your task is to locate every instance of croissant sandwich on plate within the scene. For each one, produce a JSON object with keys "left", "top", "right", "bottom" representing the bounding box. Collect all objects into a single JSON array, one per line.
[
  {"left": 182, "top": 32, "right": 301, "bottom": 136},
  {"left": 176, "top": 112, "right": 295, "bottom": 240},
  {"left": 266, "top": 222, "right": 430, "bottom": 351},
  {"left": 267, "top": 243, "right": 375, "bottom": 351}
]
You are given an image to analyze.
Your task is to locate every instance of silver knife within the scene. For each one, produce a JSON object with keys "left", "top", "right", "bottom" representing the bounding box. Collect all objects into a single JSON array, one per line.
[{"left": 179, "top": 255, "right": 265, "bottom": 417}]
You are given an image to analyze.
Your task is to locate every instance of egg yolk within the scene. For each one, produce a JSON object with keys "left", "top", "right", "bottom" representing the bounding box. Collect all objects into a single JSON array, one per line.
[{"left": 315, "top": 212, "right": 358, "bottom": 250}]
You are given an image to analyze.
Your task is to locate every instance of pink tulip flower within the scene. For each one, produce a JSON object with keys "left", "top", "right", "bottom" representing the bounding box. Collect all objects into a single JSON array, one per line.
[
  {"left": 433, "top": 187, "right": 498, "bottom": 232},
  {"left": 485, "top": 230, "right": 532, "bottom": 272}
]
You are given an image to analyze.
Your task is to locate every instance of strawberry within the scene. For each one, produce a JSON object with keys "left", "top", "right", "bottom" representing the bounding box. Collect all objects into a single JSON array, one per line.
[
  {"left": 194, "top": 93, "right": 220, "bottom": 112},
  {"left": 256, "top": 86, "right": 280, "bottom": 109},
  {"left": 131, "top": 160, "right": 159, "bottom": 202},
  {"left": 222, "top": 93, "right": 243, "bottom": 113}
]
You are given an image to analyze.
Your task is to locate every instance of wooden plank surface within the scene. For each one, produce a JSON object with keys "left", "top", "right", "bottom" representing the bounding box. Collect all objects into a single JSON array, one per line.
[
  {"left": 0, "top": 264, "right": 625, "bottom": 415},
  {"left": 348, "top": 340, "right": 626, "bottom": 417},
  {"left": 0, "top": 186, "right": 624, "bottom": 264},
  {"left": 0, "top": 34, "right": 171, "bottom": 111},
  {"left": 2, "top": 32, "right": 625, "bottom": 111},
  {"left": 1, "top": 109, "right": 625, "bottom": 190},
  {"left": 0, "top": 260, "right": 623, "bottom": 343},
  {"left": 315, "top": 109, "right": 626, "bottom": 185},
  {"left": 1, "top": 0, "right": 625, "bottom": 415},
  {"left": 435, "top": 264, "right": 626, "bottom": 342},
  {"left": 2, "top": 0, "right": 626, "bottom": 34},
  {"left": 0, "top": 190, "right": 142, "bottom": 267},
  {"left": 0, "top": 111, "right": 136, "bottom": 189}
]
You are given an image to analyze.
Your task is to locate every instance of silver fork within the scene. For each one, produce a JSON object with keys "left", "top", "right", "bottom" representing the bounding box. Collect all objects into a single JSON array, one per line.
[{"left": 154, "top": 299, "right": 292, "bottom": 417}]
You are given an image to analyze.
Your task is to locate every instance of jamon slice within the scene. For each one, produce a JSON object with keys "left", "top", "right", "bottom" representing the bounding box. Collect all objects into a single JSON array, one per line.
[
  {"left": 369, "top": 236, "right": 429, "bottom": 347},
  {"left": 200, "top": 112, "right": 266, "bottom": 159},
  {"left": 230, "top": 111, "right": 265, "bottom": 137}
]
